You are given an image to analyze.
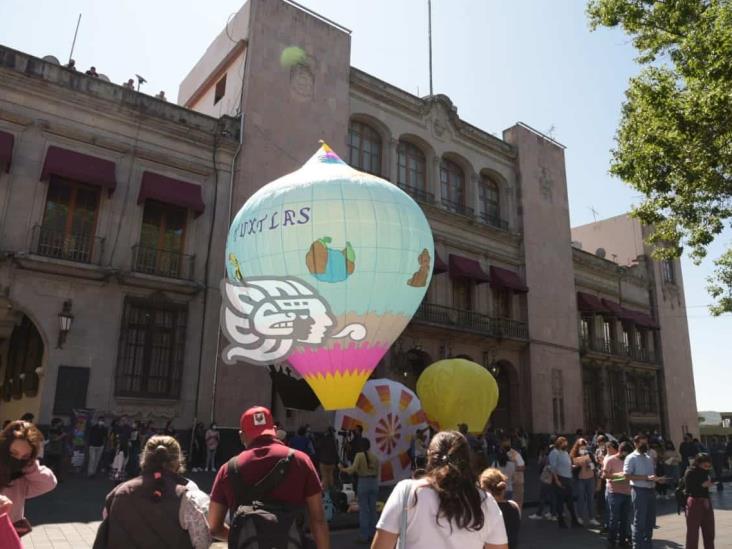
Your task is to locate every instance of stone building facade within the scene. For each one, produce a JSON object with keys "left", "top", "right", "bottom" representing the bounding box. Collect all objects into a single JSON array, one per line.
[
  {"left": 0, "top": 46, "right": 239, "bottom": 427},
  {"left": 0, "top": 0, "right": 698, "bottom": 441}
]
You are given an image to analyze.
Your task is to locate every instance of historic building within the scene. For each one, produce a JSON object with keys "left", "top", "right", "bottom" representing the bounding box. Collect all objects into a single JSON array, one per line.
[
  {"left": 0, "top": 46, "right": 239, "bottom": 426},
  {"left": 0, "top": 0, "right": 698, "bottom": 442}
]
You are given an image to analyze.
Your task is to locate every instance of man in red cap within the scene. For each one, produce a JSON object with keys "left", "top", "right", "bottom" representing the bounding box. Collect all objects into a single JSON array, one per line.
[{"left": 208, "top": 406, "right": 330, "bottom": 548}]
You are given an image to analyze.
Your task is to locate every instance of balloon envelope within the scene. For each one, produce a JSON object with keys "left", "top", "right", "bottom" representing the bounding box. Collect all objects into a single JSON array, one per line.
[
  {"left": 335, "top": 379, "right": 428, "bottom": 485},
  {"left": 416, "top": 358, "right": 499, "bottom": 433},
  {"left": 222, "top": 144, "right": 434, "bottom": 409}
]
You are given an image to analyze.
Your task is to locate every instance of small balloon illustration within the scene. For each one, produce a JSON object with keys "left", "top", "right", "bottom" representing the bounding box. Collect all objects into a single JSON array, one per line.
[
  {"left": 416, "top": 358, "right": 499, "bottom": 433},
  {"left": 222, "top": 144, "right": 434, "bottom": 410}
]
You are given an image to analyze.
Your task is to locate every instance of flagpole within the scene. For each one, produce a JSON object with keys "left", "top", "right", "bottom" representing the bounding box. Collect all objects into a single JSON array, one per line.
[
  {"left": 68, "top": 14, "right": 82, "bottom": 64},
  {"left": 428, "top": 0, "right": 434, "bottom": 95}
]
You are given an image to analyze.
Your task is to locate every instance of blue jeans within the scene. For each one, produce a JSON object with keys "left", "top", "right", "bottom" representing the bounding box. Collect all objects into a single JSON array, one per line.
[
  {"left": 576, "top": 477, "right": 595, "bottom": 522},
  {"left": 631, "top": 487, "right": 656, "bottom": 549},
  {"left": 357, "top": 476, "right": 378, "bottom": 540},
  {"left": 608, "top": 492, "right": 631, "bottom": 544}
]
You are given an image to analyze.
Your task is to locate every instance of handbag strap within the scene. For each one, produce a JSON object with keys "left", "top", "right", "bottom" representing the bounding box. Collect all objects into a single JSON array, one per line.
[{"left": 398, "top": 480, "right": 414, "bottom": 549}]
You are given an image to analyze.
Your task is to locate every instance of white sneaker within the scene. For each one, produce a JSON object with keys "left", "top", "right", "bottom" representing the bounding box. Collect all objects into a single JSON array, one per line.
[
  {"left": 544, "top": 513, "right": 554, "bottom": 520},
  {"left": 528, "top": 514, "right": 542, "bottom": 520},
  {"left": 548, "top": 515, "right": 558, "bottom": 521},
  {"left": 576, "top": 518, "right": 584, "bottom": 526},
  {"left": 588, "top": 519, "right": 601, "bottom": 527}
]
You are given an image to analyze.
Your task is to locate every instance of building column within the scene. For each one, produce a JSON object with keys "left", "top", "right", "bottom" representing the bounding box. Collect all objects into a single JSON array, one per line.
[
  {"left": 431, "top": 156, "right": 441, "bottom": 204},
  {"left": 598, "top": 363, "right": 611, "bottom": 430},
  {"left": 469, "top": 171, "right": 480, "bottom": 216},
  {"left": 388, "top": 137, "right": 399, "bottom": 184}
]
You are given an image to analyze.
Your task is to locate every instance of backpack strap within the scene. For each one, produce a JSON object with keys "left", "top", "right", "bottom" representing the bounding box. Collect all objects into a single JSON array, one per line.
[{"left": 227, "top": 450, "right": 295, "bottom": 507}]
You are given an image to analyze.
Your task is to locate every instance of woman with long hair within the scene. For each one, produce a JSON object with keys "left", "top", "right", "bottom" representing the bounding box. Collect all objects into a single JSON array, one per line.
[
  {"left": 340, "top": 438, "right": 380, "bottom": 543},
  {"left": 570, "top": 438, "right": 599, "bottom": 527},
  {"left": 93, "top": 435, "right": 211, "bottom": 548},
  {"left": 372, "top": 431, "right": 508, "bottom": 549},
  {"left": 0, "top": 420, "right": 57, "bottom": 530}
]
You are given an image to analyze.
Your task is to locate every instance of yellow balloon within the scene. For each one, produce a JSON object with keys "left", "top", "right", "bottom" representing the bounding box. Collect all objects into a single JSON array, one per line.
[{"left": 416, "top": 358, "right": 499, "bottom": 434}]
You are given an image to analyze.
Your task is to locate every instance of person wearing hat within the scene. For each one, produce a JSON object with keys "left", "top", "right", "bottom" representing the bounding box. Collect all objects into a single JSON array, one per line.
[{"left": 207, "top": 406, "right": 330, "bottom": 548}]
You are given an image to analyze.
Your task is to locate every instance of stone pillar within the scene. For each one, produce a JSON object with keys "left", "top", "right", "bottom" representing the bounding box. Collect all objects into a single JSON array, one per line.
[
  {"left": 431, "top": 156, "right": 442, "bottom": 204},
  {"left": 598, "top": 364, "right": 611, "bottom": 429},
  {"left": 469, "top": 171, "right": 479, "bottom": 216},
  {"left": 388, "top": 137, "right": 398, "bottom": 184}
]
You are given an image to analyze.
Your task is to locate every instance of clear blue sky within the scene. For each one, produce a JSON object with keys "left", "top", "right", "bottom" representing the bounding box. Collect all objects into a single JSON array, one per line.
[{"left": 2, "top": 0, "right": 729, "bottom": 411}]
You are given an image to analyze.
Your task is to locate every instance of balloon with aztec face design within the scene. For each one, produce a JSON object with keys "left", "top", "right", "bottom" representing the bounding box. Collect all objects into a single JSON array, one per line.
[
  {"left": 222, "top": 144, "right": 434, "bottom": 410},
  {"left": 335, "top": 379, "right": 428, "bottom": 484}
]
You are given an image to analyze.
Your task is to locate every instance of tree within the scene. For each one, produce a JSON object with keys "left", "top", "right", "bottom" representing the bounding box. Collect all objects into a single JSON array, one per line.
[{"left": 587, "top": 0, "right": 732, "bottom": 314}]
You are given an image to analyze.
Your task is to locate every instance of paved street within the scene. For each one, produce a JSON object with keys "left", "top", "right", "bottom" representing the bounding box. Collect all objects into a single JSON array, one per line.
[{"left": 23, "top": 476, "right": 732, "bottom": 548}]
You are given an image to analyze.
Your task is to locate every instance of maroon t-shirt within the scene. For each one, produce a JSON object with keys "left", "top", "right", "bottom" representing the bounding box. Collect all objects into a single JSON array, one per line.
[{"left": 210, "top": 435, "right": 321, "bottom": 510}]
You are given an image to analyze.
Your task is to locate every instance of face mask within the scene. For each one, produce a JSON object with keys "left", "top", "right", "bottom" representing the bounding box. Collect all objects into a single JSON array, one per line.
[
  {"left": 98, "top": 421, "right": 105, "bottom": 426},
  {"left": 580, "top": 448, "right": 588, "bottom": 455},
  {"left": 9, "top": 457, "right": 30, "bottom": 472}
]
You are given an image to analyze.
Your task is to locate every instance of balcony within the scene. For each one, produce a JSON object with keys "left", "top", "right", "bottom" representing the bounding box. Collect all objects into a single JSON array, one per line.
[
  {"left": 414, "top": 302, "right": 528, "bottom": 340},
  {"left": 32, "top": 225, "right": 104, "bottom": 264},
  {"left": 580, "top": 335, "right": 657, "bottom": 364},
  {"left": 396, "top": 182, "right": 434, "bottom": 204},
  {"left": 477, "top": 212, "right": 509, "bottom": 231},
  {"left": 132, "top": 245, "right": 194, "bottom": 280},
  {"left": 440, "top": 198, "right": 474, "bottom": 217}
]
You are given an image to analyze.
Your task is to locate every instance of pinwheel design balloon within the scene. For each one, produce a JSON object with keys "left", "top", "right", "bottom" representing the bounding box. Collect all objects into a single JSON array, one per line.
[
  {"left": 417, "top": 358, "right": 500, "bottom": 434},
  {"left": 335, "top": 379, "right": 428, "bottom": 484},
  {"left": 222, "top": 144, "right": 434, "bottom": 410}
]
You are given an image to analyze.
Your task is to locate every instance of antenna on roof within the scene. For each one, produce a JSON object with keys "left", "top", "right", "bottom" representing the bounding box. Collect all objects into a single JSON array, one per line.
[
  {"left": 427, "top": 0, "right": 434, "bottom": 96},
  {"left": 67, "top": 13, "right": 82, "bottom": 65},
  {"left": 589, "top": 206, "right": 599, "bottom": 222},
  {"left": 135, "top": 74, "right": 147, "bottom": 92}
]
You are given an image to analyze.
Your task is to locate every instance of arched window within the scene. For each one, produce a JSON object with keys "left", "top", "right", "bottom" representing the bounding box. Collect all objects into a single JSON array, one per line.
[
  {"left": 397, "top": 140, "right": 426, "bottom": 192},
  {"left": 440, "top": 158, "right": 466, "bottom": 213},
  {"left": 348, "top": 120, "right": 382, "bottom": 175},
  {"left": 478, "top": 176, "right": 502, "bottom": 228}
]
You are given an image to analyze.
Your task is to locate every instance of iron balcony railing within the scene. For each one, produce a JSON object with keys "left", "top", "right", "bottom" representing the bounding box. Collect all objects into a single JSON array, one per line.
[
  {"left": 580, "top": 334, "right": 657, "bottom": 363},
  {"left": 414, "top": 302, "right": 528, "bottom": 340},
  {"left": 477, "top": 212, "right": 509, "bottom": 231},
  {"left": 440, "top": 198, "right": 474, "bottom": 217},
  {"left": 132, "top": 245, "right": 195, "bottom": 280},
  {"left": 396, "top": 182, "right": 434, "bottom": 204},
  {"left": 32, "top": 225, "right": 104, "bottom": 264}
]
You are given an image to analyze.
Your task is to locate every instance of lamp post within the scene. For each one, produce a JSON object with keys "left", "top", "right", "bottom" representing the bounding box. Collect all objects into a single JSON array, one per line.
[{"left": 57, "top": 300, "right": 73, "bottom": 348}]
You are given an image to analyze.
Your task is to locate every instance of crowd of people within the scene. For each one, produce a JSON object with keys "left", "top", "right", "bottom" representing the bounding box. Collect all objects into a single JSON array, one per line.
[{"left": 0, "top": 409, "right": 728, "bottom": 548}]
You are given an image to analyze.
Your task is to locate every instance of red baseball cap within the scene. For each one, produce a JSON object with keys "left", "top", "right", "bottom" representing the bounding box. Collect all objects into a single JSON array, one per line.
[{"left": 240, "top": 406, "right": 276, "bottom": 440}]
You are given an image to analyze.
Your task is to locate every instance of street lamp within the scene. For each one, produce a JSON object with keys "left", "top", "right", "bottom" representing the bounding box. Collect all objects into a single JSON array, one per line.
[{"left": 57, "top": 300, "right": 74, "bottom": 348}]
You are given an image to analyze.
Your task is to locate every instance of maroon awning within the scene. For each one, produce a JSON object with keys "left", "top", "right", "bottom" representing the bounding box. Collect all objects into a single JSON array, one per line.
[
  {"left": 625, "top": 309, "right": 659, "bottom": 329},
  {"left": 449, "top": 254, "right": 490, "bottom": 283},
  {"left": 577, "top": 292, "right": 608, "bottom": 313},
  {"left": 138, "top": 171, "right": 205, "bottom": 217},
  {"left": 601, "top": 299, "right": 636, "bottom": 321},
  {"left": 489, "top": 266, "right": 528, "bottom": 293},
  {"left": 41, "top": 146, "right": 117, "bottom": 191},
  {"left": 0, "top": 131, "right": 14, "bottom": 173},
  {"left": 433, "top": 252, "right": 448, "bottom": 274}
]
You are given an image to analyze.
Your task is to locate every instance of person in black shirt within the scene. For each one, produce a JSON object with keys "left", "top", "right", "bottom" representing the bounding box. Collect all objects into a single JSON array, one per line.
[
  {"left": 87, "top": 417, "right": 108, "bottom": 477},
  {"left": 480, "top": 467, "right": 520, "bottom": 549},
  {"left": 680, "top": 433, "right": 700, "bottom": 477},
  {"left": 684, "top": 453, "right": 715, "bottom": 549}
]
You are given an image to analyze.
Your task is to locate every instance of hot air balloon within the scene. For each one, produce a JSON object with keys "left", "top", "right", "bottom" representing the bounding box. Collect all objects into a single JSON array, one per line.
[
  {"left": 416, "top": 358, "right": 499, "bottom": 433},
  {"left": 335, "top": 379, "right": 428, "bottom": 484},
  {"left": 222, "top": 144, "right": 434, "bottom": 410}
]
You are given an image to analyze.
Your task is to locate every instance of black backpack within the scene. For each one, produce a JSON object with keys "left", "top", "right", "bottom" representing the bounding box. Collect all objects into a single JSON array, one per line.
[{"left": 227, "top": 449, "right": 309, "bottom": 549}]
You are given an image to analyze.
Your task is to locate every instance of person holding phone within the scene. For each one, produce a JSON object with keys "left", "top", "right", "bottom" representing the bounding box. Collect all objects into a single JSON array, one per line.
[
  {"left": 684, "top": 453, "right": 716, "bottom": 549},
  {"left": 0, "top": 420, "right": 57, "bottom": 535}
]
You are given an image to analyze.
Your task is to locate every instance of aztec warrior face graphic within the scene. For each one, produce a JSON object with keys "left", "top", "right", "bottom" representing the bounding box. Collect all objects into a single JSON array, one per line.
[{"left": 221, "top": 277, "right": 366, "bottom": 365}]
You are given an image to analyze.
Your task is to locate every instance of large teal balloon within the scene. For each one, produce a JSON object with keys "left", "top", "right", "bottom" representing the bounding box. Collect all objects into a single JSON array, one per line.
[{"left": 222, "top": 144, "right": 434, "bottom": 409}]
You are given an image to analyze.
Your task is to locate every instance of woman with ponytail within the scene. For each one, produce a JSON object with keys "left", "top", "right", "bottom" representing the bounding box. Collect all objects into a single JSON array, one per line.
[
  {"left": 480, "top": 468, "right": 520, "bottom": 549},
  {"left": 372, "top": 430, "right": 508, "bottom": 549},
  {"left": 93, "top": 435, "right": 211, "bottom": 549}
]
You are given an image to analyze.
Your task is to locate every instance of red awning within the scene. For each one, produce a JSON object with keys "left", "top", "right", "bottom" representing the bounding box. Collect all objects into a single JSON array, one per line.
[
  {"left": 433, "top": 252, "right": 448, "bottom": 274},
  {"left": 625, "top": 309, "right": 659, "bottom": 329},
  {"left": 0, "top": 131, "right": 14, "bottom": 173},
  {"left": 138, "top": 171, "right": 205, "bottom": 217},
  {"left": 577, "top": 292, "right": 608, "bottom": 313},
  {"left": 449, "top": 254, "right": 490, "bottom": 283},
  {"left": 489, "top": 266, "right": 528, "bottom": 293},
  {"left": 41, "top": 146, "right": 117, "bottom": 191}
]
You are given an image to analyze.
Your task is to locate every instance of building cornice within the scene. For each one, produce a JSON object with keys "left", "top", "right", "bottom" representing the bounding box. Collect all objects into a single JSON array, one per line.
[{"left": 350, "top": 67, "right": 516, "bottom": 160}]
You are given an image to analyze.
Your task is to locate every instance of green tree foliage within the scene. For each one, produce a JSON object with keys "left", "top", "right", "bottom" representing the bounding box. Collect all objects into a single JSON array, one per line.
[{"left": 587, "top": 0, "right": 732, "bottom": 314}]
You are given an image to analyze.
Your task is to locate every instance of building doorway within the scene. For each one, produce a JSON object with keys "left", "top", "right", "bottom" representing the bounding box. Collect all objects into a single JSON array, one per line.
[{"left": 489, "top": 360, "right": 517, "bottom": 431}]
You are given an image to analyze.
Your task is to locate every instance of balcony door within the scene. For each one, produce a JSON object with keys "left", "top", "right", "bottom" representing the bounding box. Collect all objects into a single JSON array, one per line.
[
  {"left": 138, "top": 200, "right": 187, "bottom": 277},
  {"left": 40, "top": 177, "right": 100, "bottom": 262}
]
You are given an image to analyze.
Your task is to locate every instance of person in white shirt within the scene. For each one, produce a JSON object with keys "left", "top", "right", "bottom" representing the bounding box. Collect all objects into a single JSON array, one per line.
[{"left": 372, "top": 430, "right": 508, "bottom": 549}]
